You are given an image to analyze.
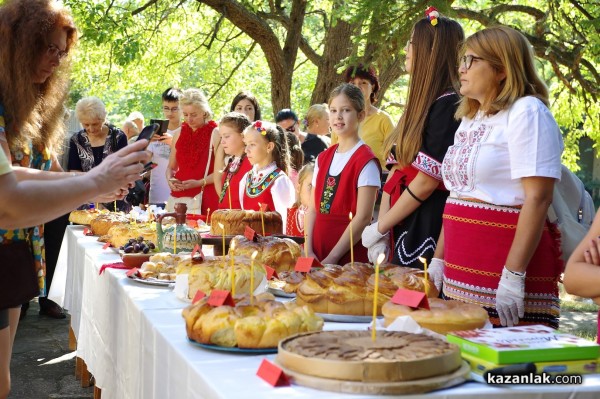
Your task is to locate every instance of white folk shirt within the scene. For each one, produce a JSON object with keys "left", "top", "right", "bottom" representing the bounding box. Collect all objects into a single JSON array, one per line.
[
  {"left": 148, "top": 126, "right": 179, "bottom": 204},
  {"left": 442, "top": 96, "right": 563, "bottom": 206}
]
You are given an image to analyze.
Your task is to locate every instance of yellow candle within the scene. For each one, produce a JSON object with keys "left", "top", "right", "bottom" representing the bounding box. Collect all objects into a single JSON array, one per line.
[
  {"left": 228, "top": 185, "right": 232, "bottom": 210},
  {"left": 114, "top": 200, "right": 117, "bottom": 212},
  {"left": 303, "top": 211, "right": 308, "bottom": 257},
  {"left": 250, "top": 250, "right": 258, "bottom": 305},
  {"left": 349, "top": 212, "right": 354, "bottom": 267},
  {"left": 218, "top": 222, "right": 225, "bottom": 265},
  {"left": 94, "top": 203, "right": 98, "bottom": 210},
  {"left": 230, "top": 240, "right": 236, "bottom": 297},
  {"left": 419, "top": 256, "right": 428, "bottom": 296},
  {"left": 259, "top": 203, "right": 265, "bottom": 236},
  {"left": 372, "top": 253, "right": 385, "bottom": 342},
  {"left": 148, "top": 208, "right": 153, "bottom": 222},
  {"left": 173, "top": 224, "right": 177, "bottom": 254},
  {"left": 207, "top": 208, "right": 211, "bottom": 225}
]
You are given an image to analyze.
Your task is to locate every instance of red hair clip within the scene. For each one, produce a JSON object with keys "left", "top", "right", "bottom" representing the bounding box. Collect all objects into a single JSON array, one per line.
[
  {"left": 425, "top": 6, "right": 439, "bottom": 26},
  {"left": 253, "top": 120, "right": 267, "bottom": 135}
]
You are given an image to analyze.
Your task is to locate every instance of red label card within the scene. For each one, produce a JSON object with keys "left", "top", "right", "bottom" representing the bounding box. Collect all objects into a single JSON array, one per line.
[
  {"left": 126, "top": 268, "right": 140, "bottom": 277},
  {"left": 391, "top": 288, "right": 429, "bottom": 309},
  {"left": 294, "top": 257, "right": 322, "bottom": 272},
  {"left": 256, "top": 359, "right": 290, "bottom": 387},
  {"left": 207, "top": 290, "right": 235, "bottom": 307},
  {"left": 259, "top": 203, "right": 269, "bottom": 212},
  {"left": 264, "top": 265, "right": 278, "bottom": 280},
  {"left": 102, "top": 242, "right": 111, "bottom": 250},
  {"left": 83, "top": 227, "right": 91, "bottom": 235},
  {"left": 192, "top": 290, "right": 206, "bottom": 304},
  {"left": 244, "top": 226, "right": 258, "bottom": 241}
]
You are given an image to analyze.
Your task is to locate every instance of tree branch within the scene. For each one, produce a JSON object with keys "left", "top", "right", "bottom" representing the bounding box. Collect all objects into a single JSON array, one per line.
[
  {"left": 208, "top": 41, "right": 258, "bottom": 101},
  {"left": 132, "top": 0, "right": 160, "bottom": 16}
]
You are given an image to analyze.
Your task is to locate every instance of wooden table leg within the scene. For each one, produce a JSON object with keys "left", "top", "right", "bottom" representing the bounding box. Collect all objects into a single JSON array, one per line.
[
  {"left": 94, "top": 386, "right": 102, "bottom": 399},
  {"left": 81, "top": 359, "right": 91, "bottom": 388},
  {"left": 75, "top": 356, "right": 82, "bottom": 379},
  {"left": 68, "top": 324, "right": 77, "bottom": 351}
]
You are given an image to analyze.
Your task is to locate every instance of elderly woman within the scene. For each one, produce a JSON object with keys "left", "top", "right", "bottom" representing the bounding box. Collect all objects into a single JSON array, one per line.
[
  {"left": 301, "top": 103, "right": 330, "bottom": 164},
  {"left": 166, "top": 88, "right": 219, "bottom": 214},
  {"left": 68, "top": 97, "right": 128, "bottom": 211},
  {"left": 433, "top": 26, "right": 564, "bottom": 328}
]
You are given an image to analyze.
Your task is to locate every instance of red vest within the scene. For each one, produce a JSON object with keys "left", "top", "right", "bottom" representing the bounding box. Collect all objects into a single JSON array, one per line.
[
  {"left": 241, "top": 168, "right": 283, "bottom": 213},
  {"left": 312, "top": 144, "right": 378, "bottom": 263},
  {"left": 218, "top": 156, "right": 252, "bottom": 210}
]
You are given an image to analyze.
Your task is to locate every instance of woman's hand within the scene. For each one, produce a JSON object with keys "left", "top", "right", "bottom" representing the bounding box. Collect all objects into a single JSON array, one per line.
[
  {"left": 321, "top": 254, "right": 340, "bottom": 266},
  {"left": 177, "top": 179, "right": 203, "bottom": 191},
  {"left": 168, "top": 178, "right": 181, "bottom": 191},
  {"left": 584, "top": 238, "right": 600, "bottom": 266}
]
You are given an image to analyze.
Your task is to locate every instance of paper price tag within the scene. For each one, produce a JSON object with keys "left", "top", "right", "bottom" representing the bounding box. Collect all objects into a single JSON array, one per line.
[
  {"left": 391, "top": 288, "right": 429, "bottom": 309},
  {"left": 126, "top": 268, "right": 140, "bottom": 278},
  {"left": 207, "top": 290, "right": 235, "bottom": 307},
  {"left": 244, "top": 226, "right": 258, "bottom": 241},
  {"left": 83, "top": 227, "right": 92, "bottom": 236},
  {"left": 102, "top": 242, "right": 111, "bottom": 250},
  {"left": 264, "top": 265, "right": 278, "bottom": 280},
  {"left": 259, "top": 203, "right": 269, "bottom": 212},
  {"left": 294, "top": 257, "right": 322, "bottom": 273},
  {"left": 191, "top": 244, "right": 204, "bottom": 261},
  {"left": 256, "top": 359, "right": 290, "bottom": 387},
  {"left": 192, "top": 290, "right": 206, "bottom": 304}
]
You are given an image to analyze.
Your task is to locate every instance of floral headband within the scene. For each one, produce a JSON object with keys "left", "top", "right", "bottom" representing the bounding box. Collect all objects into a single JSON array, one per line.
[
  {"left": 253, "top": 120, "right": 267, "bottom": 135},
  {"left": 425, "top": 6, "right": 439, "bottom": 26}
]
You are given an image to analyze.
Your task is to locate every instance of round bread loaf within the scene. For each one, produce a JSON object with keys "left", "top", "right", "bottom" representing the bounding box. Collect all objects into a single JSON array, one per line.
[
  {"left": 68, "top": 209, "right": 106, "bottom": 225},
  {"left": 210, "top": 209, "right": 283, "bottom": 235},
  {"left": 90, "top": 213, "right": 129, "bottom": 236},
  {"left": 181, "top": 293, "right": 324, "bottom": 348},
  {"left": 382, "top": 298, "right": 489, "bottom": 334},
  {"left": 230, "top": 235, "right": 301, "bottom": 273}
]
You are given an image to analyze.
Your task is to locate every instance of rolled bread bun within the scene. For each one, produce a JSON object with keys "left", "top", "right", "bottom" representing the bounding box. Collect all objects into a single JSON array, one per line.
[
  {"left": 69, "top": 209, "right": 106, "bottom": 225},
  {"left": 90, "top": 213, "right": 129, "bottom": 236},
  {"left": 210, "top": 209, "right": 283, "bottom": 235},
  {"left": 382, "top": 298, "right": 489, "bottom": 334}
]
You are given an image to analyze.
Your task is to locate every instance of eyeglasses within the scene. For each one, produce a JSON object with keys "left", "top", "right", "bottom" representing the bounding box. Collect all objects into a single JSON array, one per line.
[
  {"left": 47, "top": 44, "right": 68, "bottom": 61},
  {"left": 285, "top": 125, "right": 296, "bottom": 133},
  {"left": 461, "top": 55, "right": 485, "bottom": 70},
  {"left": 162, "top": 106, "right": 179, "bottom": 112}
]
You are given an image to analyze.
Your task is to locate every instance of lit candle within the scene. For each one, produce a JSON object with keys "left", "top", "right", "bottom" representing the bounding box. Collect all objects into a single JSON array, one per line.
[
  {"left": 230, "top": 240, "right": 236, "bottom": 297},
  {"left": 259, "top": 203, "right": 265, "bottom": 236},
  {"left": 173, "top": 224, "right": 177, "bottom": 254},
  {"left": 250, "top": 250, "right": 258, "bottom": 305},
  {"left": 207, "top": 208, "right": 211, "bottom": 225},
  {"left": 218, "top": 222, "right": 225, "bottom": 265},
  {"left": 303, "top": 211, "right": 308, "bottom": 257},
  {"left": 372, "top": 253, "right": 385, "bottom": 342},
  {"left": 419, "top": 256, "right": 428, "bottom": 296},
  {"left": 349, "top": 212, "right": 354, "bottom": 267}
]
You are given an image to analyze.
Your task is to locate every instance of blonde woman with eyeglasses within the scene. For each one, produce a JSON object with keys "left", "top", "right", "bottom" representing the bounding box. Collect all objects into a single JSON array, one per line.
[{"left": 438, "top": 26, "right": 564, "bottom": 328}]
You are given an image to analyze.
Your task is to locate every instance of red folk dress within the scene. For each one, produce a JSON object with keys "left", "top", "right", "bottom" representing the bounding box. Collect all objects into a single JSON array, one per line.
[
  {"left": 172, "top": 121, "right": 219, "bottom": 214},
  {"left": 312, "top": 144, "right": 377, "bottom": 264},
  {"left": 218, "top": 155, "right": 251, "bottom": 210}
]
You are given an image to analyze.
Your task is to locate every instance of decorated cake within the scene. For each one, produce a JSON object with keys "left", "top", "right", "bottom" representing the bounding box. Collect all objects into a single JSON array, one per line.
[
  {"left": 209, "top": 209, "right": 283, "bottom": 235},
  {"left": 382, "top": 298, "right": 489, "bottom": 334},
  {"left": 277, "top": 330, "right": 462, "bottom": 382},
  {"left": 182, "top": 293, "right": 323, "bottom": 348},
  {"left": 229, "top": 235, "right": 301, "bottom": 273}
]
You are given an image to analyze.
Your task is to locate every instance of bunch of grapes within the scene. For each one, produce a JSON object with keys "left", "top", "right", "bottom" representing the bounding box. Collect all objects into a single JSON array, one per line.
[{"left": 121, "top": 237, "right": 156, "bottom": 254}]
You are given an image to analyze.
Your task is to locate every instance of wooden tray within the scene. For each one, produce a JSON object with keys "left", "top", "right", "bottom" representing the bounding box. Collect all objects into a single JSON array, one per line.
[{"left": 276, "top": 361, "right": 470, "bottom": 395}]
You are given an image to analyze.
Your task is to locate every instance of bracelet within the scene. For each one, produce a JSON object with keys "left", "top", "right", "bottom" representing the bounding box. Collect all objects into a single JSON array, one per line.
[
  {"left": 504, "top": 266, "right": 526, "bottom": 278},
  {"left": 405, "top": 186, "right": 424, "bottom": 203},
  {"left": 200, "top": 178, "right": 206, "bottom": 187}
]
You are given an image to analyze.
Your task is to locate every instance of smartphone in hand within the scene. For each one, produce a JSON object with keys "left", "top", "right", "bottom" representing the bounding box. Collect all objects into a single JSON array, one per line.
[{"left": 136, "top": 123, "right": 161, "bottom": 143}]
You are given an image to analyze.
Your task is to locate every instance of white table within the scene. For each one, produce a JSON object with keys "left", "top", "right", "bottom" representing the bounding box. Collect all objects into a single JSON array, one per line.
[{"left": 50, "top": 226, "right": 600, "bottom": 399}]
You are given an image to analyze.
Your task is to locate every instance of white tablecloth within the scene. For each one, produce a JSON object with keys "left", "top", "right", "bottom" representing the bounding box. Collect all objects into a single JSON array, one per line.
[{"left": 50, "top": 226, "right": 600, "bottom": 399}]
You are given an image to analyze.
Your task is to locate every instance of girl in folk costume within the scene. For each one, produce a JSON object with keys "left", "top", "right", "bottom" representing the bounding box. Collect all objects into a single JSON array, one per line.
[
  {"left": 166, "top": 88, "right": 220, "bottom": 214},
  {"left": 218, "top": 112, "right": 252, "bottom": 209},
  {"left": 435, "top": 27, "right": 564, "bottom": 328},
  {"left": 305, "top": 84, "right": 381, "bottom": 265},
  {"left": 362, "top": 12, "right": 464, "bottom": 268},
  {"left": 286, "top": 163, "right": 314, "bottom": 236},
  {"left": 239, "top": 121, "right": 295, "bottom": 232}
]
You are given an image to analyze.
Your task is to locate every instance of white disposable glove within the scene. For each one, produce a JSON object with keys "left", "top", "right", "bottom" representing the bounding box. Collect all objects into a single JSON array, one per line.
[
  {"left": 361, "top": 222, "right": 388, "bottom": 248},
  {"left": 428, "top": 258, "right": 445, "bottom": 292},
  {"left": 495, "top": 266, "right": 526, "bottom": 327},
  {"left": 368, "top": 239, "right": 390, "bottom": 264}
]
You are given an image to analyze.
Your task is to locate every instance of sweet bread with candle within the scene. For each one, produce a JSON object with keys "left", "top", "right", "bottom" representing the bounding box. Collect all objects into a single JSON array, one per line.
[
  {"left": 185, "top": 256, "right": 265, "bottom": 299},
  {"left": 268, "top": 271, "right": 305, "bottom": 293},
  {"left": 229, "top": 235, "right": 301, "bottom": 273},
  {"left": 182, "top": 293, "right": 324, "bottom": 348},
  {"left": 101, "top": 223, "right": 157, "bottom": 248},
  {"left": 209, "top": 209, "right": 283, "bottom": 235},
  {"left": 68, "top": 209, "right": 108, "bottom": 225},
  {"left": 382, "top": 298, "right": 489, "bottom": 334},
  {"left": 90, "top": 213, "right": 130, "bottom": 236},
  {"left": 296, "top": 264, "right": 439, "bottom": 316}
]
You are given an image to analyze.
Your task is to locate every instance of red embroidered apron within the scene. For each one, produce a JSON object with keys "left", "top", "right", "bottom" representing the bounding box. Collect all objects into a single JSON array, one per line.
[
  {"left": 218, "top": 156, "right": 252, "bottom": 210},
  {"left": 242, "top": 168, "right": 282, "bottom": 213},
  {"left": 312, "top": 144, "right": 377, "bottom": 264}
]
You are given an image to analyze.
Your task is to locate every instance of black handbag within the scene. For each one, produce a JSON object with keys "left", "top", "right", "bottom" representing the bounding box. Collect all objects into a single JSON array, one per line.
[{"left": 0, "top": 241, "right": 38, "bottom": 309}]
